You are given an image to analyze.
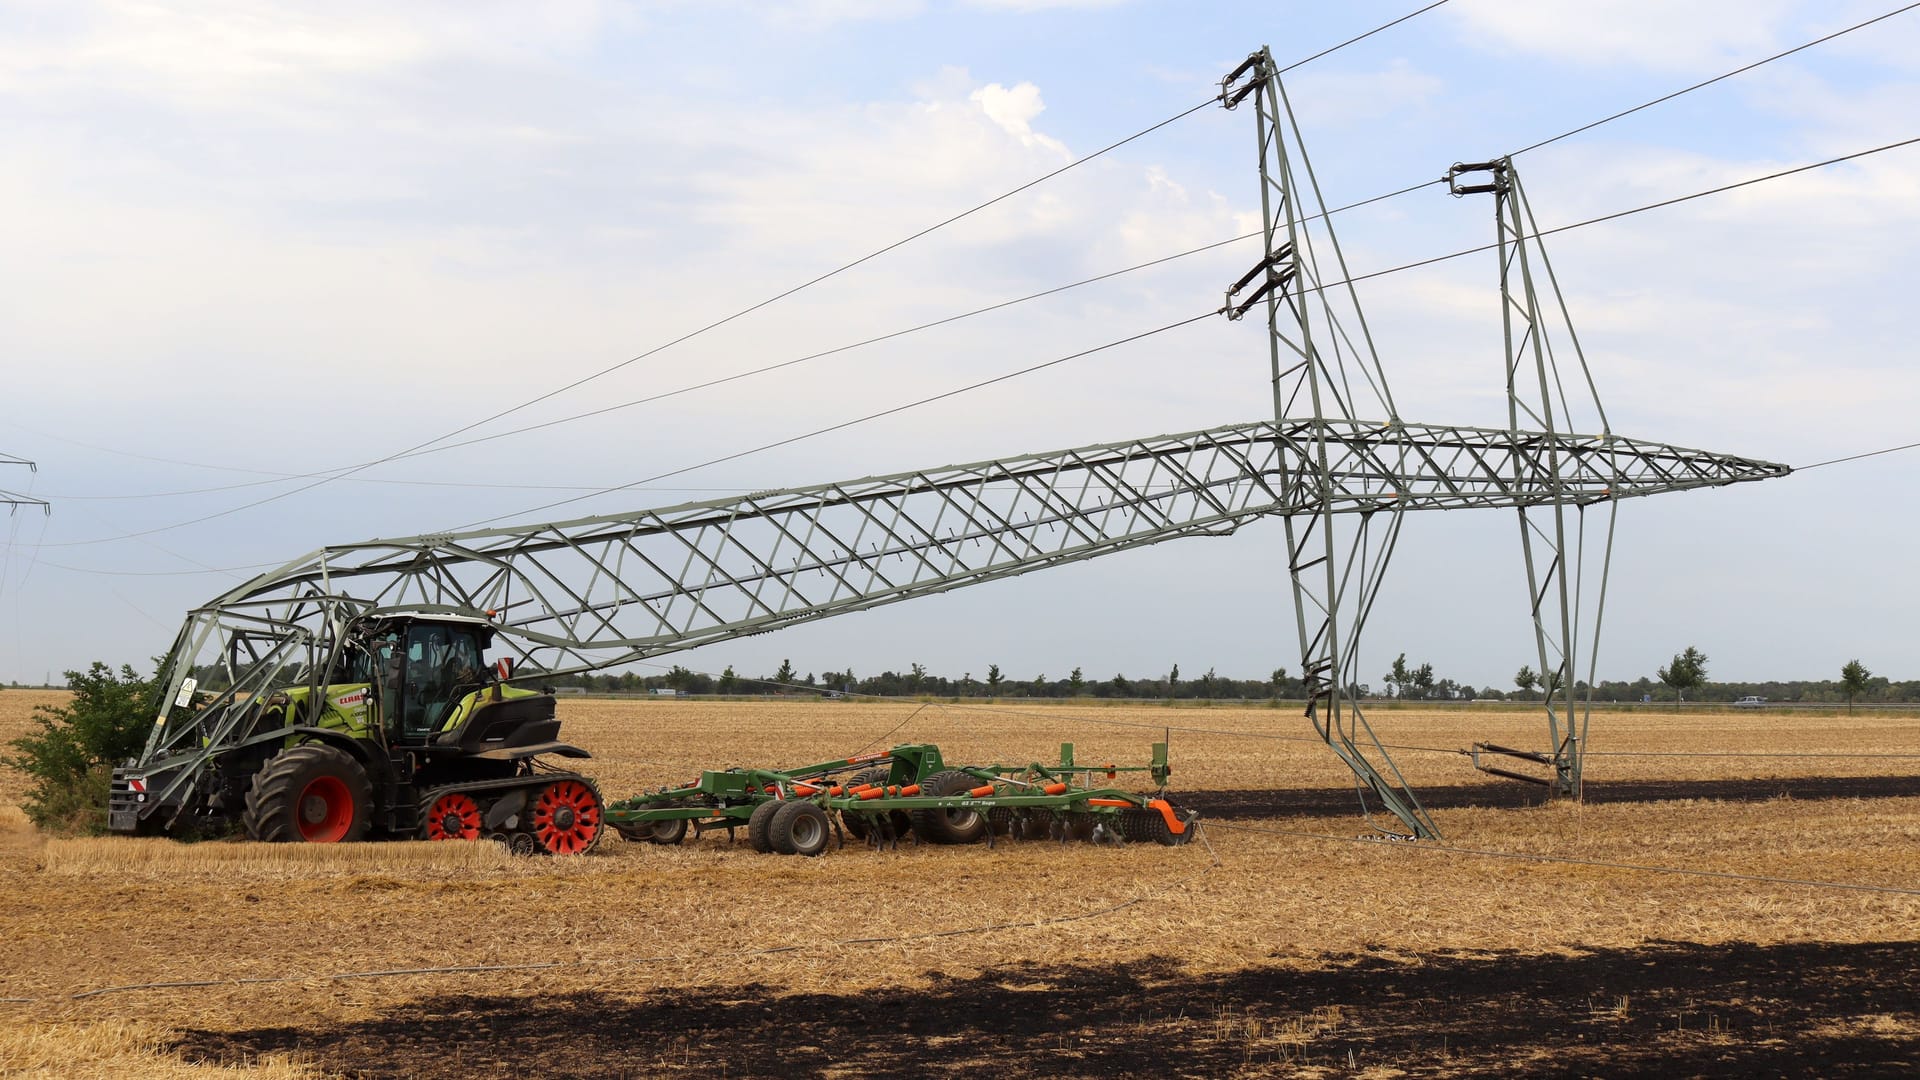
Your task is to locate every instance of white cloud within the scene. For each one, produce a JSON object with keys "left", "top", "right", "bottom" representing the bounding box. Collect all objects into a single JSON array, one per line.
[
  {"left": 1445, "top": 0, "right": 1798, "bottom": 71},
  {"left": 969, "top": 81, "right": 1068, "bottom": 154}
]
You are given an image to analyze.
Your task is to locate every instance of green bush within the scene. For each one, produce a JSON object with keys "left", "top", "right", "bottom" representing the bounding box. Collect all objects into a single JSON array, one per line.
[{"left": 3, "top": 662, "right": 156, "bottom": 834}]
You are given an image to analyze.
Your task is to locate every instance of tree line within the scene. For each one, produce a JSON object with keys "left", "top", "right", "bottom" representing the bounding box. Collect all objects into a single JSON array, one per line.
[{"left": 541, "top": 649, "right": 1900, "bottom": 706}]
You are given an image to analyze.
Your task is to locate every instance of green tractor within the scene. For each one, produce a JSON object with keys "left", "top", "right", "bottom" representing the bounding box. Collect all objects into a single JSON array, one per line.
[{"left": 111, "top": 613, "right": 603, "bottom": 854}]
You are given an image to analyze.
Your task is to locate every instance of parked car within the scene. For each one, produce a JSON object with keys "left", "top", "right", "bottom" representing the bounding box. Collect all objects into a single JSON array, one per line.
[{"left": 1732, "top": 696, "right": 1767, "bottom": 709}]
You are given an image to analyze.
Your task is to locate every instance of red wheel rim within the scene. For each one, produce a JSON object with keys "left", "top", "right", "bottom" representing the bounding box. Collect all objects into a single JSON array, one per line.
[
  {"left": 296, "top": 775, "right": 354, "bottom": 843},
  {"left": 531, "top": 780, "right": 601, "bottom": 855},
  {"left": 425, "top": 792, "right": 482, "bottom": 841}
]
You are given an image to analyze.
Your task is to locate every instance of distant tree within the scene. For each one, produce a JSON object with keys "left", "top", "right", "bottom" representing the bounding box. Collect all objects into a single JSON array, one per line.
[
  {"left": 719, "top": 665, "right": 738, "bottom": 693},
  {"left": 1167, "top": 664, "right": 1180, "bottom": 697},
  {"left": 1069, "top": 667, "right": 1086, "bottom": 695},
  {"left": 1658, "top": 647, "right": 1708, "bottom": 703},
  {"left": 1514, "top": 664, "right": 1539, "bottom": 701},
  {"left": 1410, "top": 661, "right": 1435, "bottom": 700},
  {"left": 1542, "top": 666, "right": 1564, "bottom": 700},
  {"left": 1385, "top": 653, "right": 1412, "bottom": 699},
  {"left": 1841, "top": 659, "right": 1872, "bottom": 714},
  {"left": 986, "top": 664, "right": 1003, "bottom": 692},
  {"left": 909, "top": 662, "right": 927, "bottom": 692},
  {"left": 1112, "top": 673, "right": 1132, "bottom": 697},
  {"left": 1270, "top": 667, "right": 1288, "bottom": 697},
  {"left": 773, "top": 659, "right": 796, "bottom": 686},
  {"left": 1199, "top": 666, "right": 1218, "bottom": 699}
]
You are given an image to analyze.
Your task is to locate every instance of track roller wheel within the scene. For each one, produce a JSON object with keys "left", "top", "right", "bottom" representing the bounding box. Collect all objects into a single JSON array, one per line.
[
  {"left": 530, "top": 778, "right": 603, "bottom": 855},
  {"left": 769, "top": 800, "right": 831, "bottom": 857},
  {"left": 747, "top": 799, "right": 781, "bottom": 853},
  {"left": 910, "top": 769, "right": 988, "bottom": 845},
  {"left": 646, "top": 817, "right": 689, "bottom": 845},
  {"left": 242, "top": 743, "right": 373, "bottom": 844},
  {"left": 422, "top": 790, "right": 483, "bottom": 841}
]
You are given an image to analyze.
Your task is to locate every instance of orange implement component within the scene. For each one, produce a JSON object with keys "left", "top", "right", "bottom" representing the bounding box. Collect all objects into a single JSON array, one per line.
[
  {"left": 1145, "top": 798, "right": 1188, "bottom": 835},
  {"left": 858, "top": 786, "right": 885, "bottom": 801},
  {"left": 1105, "top": 764, "right": 1117, "bottom": 779},
  {"left": 898, "top": 784, "right": 920, "bottom": 796},
  {"left": 793, "top": 783, "right": 822, "bottom": 796},
  {"left": 1042, "top": 782, "right": 1069, "bottom": 796},
  {"left": 1087, "top": 798, "right": 1132, "bottom": 808},
  {"left": 828, "top": 786, "right": 844, "bottom": 796},
  {"left": 966, "top": 784, "right": 996, "bottom": 798}
]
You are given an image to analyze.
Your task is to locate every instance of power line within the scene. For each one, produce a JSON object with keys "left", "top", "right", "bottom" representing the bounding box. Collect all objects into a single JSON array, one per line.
[
  {"left": 1277, "top": 0, "right": 1454, "bottom": 74},
  {"left": 1315, "top": 134, "right": 1920, "bottom": 295},
  {"left": 27, "top": 103, "right": 1223, "bottom": 548},
  {"left": 1798, "top": 439, "right": 1920, "bottom": 471},
  {"left": 21, "top": 3, "right": 1453, "bottom": 547},
  {"left": 43, "top": 0, "right": 1905, "bottom": 509},
  {"left": 453, "top": 309, "right": 1223, "bottom": 530},
  {"left": 425, "top": 136, "right": 1920, "bottom": 532},
  {"left": 1508, "top": 2, "right": 1920, "bottom": 158}
]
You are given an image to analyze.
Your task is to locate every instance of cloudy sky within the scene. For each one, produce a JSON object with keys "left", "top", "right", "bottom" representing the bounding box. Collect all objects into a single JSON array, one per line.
[{"left": 2, "top": 0, "right": 1916, "bottom": 691}]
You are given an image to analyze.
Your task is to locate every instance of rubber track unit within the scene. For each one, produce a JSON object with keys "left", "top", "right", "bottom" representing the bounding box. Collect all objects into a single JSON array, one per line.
[{"left": 241, "top": 743, "right": 374, "bottom": 844}]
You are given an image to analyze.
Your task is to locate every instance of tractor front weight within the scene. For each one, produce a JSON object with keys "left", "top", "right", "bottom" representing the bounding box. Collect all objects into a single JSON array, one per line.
[{"left": 604, "top": 742, "right": 1198, "bottom": 857}]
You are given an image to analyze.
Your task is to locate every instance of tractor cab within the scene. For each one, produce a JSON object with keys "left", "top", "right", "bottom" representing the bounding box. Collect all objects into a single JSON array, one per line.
[{"left": 339, "top": 614, "right": 561, "bottom": 753}]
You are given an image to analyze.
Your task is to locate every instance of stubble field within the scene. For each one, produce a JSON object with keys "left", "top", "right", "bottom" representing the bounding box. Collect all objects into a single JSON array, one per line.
[{"left": 2, "top": 690, "right": 1917, "bottom": 1077}]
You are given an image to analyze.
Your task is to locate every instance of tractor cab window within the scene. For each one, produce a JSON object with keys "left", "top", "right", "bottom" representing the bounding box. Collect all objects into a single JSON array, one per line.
[{"left": 393, "top": 624, "right": 484, "bottom": 738}]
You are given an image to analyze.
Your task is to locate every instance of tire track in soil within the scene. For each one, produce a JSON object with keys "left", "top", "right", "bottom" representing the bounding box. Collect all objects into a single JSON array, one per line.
[
  {"left": 174, "top": 939, "right": 1920, "bottom": 1078},
  {"left": 1180, "top": 775, "right": 1920, "bottom": 820}
]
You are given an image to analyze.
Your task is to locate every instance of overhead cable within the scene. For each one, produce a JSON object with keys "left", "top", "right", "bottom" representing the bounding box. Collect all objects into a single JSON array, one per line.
[
  {"left": 1508, "top": 2, "right": 1920, "bottom": 158},
  {"left": 453, "top": 309, "right": 1223, "bottom": 528},
  {"left": 22, "top": 2, "right": 1452, "bottom": 545}
]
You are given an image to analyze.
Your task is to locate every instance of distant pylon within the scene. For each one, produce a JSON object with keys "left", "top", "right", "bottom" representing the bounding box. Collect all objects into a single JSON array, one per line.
[{"left": 1, "top": 452, "right": 49, "bottom": 515}]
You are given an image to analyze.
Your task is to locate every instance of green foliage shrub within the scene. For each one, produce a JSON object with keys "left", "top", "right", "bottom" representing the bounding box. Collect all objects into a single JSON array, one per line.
[{"left": 4, "top": 662, "right": 155, "bottom": 834}]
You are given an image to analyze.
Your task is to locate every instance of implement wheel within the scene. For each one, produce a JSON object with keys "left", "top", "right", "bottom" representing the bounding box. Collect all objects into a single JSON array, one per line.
[
  {"left": 910, "top": 770, "right": 987, "bottom": 845},
  {"left": 242, "top": 744, "right": 373, "bottom": 844},
  {"left": 769, "top": 800, "right": 831, "bottom": 857},
  {"left": 747, "top": 799, "right": 780, "bottom": 853},
  {"left": 530, "top": 778, "right": 603, "bottom": 855},
  {"left": 647, "top": 817, "right": 689, "bottom": 845},
  {"left": 422, "top": 790, "right": 483, "bottom": 841}
]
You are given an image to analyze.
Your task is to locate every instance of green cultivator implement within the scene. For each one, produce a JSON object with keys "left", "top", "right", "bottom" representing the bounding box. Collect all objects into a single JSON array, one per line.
[{"left": 606, "top": 742, "right": 1199, "bottom": 857}]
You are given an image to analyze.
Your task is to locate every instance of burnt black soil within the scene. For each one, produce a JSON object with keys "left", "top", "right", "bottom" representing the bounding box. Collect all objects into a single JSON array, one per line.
[
  {"left": 175, "top": 939, "right": 1919, "bottom": 1078},
  {"left": 1181, "top": 774, "right": 1920, "bottom": 820}
]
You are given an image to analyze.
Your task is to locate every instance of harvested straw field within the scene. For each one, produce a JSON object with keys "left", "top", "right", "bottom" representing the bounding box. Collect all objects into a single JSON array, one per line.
[{"left": 3, "top": 690, "right": 1918, "bottom": 1077}]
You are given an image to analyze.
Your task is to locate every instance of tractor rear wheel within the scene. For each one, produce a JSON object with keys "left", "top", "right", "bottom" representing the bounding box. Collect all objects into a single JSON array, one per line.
[
  {"left": 746, "top": 799, "right": 781, "bottom": 853},
  {"left": 769, "top": 800, "right": 831, "bottom": 857},
  {"left": 243, "top": 744, "right": 373, "bottom": 844},
  {"left": 529, "top": 778, "right": 603, "bottom": 855},
  {"left": 910, "top": 769, "right": 987, "bottom": 845}
]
